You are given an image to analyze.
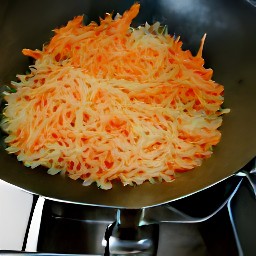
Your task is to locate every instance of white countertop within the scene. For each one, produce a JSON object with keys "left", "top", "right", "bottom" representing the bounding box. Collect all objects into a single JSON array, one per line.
[{"left": 0, "top": 179, "right": 33, "bottom": 250}]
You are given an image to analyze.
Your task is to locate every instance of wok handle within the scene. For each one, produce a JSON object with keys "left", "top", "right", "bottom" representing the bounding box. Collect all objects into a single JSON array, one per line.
[
  {"left": 236, "top": 158, "right": 256, "bottom": 197},
  {"left": 103, "top": 209, "right": 158, "bottom": 255},
  {"left": 227, "top": 157, "right": 256, "bottom": 256}
]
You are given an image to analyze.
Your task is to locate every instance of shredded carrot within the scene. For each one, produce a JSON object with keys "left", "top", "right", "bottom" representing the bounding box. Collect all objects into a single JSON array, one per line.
[{"left": 2, "top": 4, "right": 229, "bottom": 189}]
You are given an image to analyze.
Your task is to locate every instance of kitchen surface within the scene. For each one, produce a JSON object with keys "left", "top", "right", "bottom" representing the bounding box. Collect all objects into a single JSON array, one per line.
[{"left": 1, "top": 162, "right": 256, "bottom": 255}]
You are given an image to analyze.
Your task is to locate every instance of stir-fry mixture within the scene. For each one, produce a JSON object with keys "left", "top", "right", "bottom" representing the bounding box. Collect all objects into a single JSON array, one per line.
[{"left": 1, "top": 4, "right": 229, "bottom": 189}]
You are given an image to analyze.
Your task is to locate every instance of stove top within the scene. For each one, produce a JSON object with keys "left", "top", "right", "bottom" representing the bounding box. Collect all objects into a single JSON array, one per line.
[{"left": 0, "top": 159, "right": 256, "bottom": 255}]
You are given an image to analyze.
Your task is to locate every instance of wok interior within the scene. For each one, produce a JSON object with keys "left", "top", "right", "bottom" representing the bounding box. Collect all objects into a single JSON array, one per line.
[{"left": 0, "top": 0, "right": 256, "bottom": 208}]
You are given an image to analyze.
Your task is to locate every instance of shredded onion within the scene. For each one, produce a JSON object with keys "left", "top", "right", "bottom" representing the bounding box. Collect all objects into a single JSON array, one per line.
[{"left": 1, "top": 4, "right": 229, "bottom": 189}]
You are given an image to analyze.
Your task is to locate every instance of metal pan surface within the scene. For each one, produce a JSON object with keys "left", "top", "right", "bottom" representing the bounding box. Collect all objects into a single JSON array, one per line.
[{"left": 0, "top": 0, "right": 256, "bottom": 208}]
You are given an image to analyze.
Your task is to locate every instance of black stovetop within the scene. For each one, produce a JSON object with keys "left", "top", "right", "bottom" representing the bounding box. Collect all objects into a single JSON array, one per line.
[{"left": 1, "top": 160, "right": 256, "bottom": 255}]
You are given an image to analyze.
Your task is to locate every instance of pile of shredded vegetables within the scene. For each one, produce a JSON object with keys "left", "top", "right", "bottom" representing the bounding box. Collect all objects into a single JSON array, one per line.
[{"left": 1, "top": 4, "right": 229, "bottom": 189}]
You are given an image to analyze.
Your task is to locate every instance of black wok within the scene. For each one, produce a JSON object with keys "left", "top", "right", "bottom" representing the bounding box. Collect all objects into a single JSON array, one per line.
[{"left": 0, "top": 0, "right": 256, "bottom": 208}]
